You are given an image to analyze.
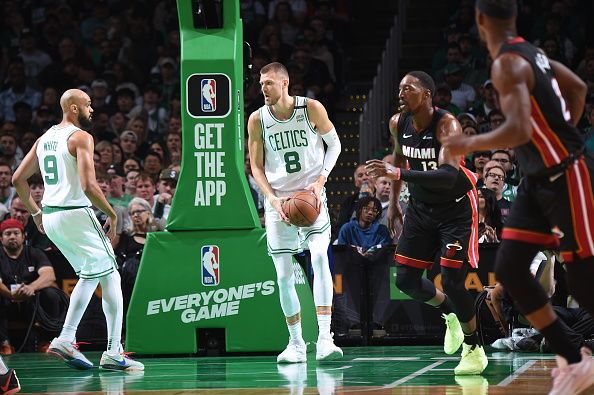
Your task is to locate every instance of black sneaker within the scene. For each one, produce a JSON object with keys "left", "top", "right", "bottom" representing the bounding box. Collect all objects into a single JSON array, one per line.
[
  {"left": 0, "top": 368, "right": 20, "bottom": 394},
  {"left": 584, "top": 338, "right": 594, "bottom": 352},
  {"left": 516, "top": 337, "right": 540, "bottom": 352}
]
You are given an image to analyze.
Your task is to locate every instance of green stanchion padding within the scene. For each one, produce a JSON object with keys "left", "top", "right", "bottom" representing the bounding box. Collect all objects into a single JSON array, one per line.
[
  {"left": 168, "top": 0, "right": 258, "bottom": 230},
  {"left": 126, "top": 230, "right": 317, "bottom": 354},
  {"left": 126, "top": 0, "right": 317, "bottom": 354}
]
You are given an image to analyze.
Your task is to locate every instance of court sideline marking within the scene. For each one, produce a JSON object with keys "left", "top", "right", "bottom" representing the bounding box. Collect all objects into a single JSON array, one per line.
[
  {"left": 383, "top": 360, "right": 446, "bottom": 388},
  {"left": 497, "top": 360, "right": 536, "bottom": 386}
]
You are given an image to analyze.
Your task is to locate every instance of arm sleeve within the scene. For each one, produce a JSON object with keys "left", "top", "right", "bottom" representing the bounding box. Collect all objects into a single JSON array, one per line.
[
  {"left": 399, "top": 164, "right": 458, "bottom": 190},
  {"left": 320, "top": 128, "right": 341, "bottom": 178}
]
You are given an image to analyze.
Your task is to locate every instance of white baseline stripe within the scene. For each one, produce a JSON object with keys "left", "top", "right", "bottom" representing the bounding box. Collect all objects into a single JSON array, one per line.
[
  {"left": 497, "top": 360, "right": 536, "bottom": 386},
  {"left": 384, "top": 360, "right": 445, "bottom": 388}
]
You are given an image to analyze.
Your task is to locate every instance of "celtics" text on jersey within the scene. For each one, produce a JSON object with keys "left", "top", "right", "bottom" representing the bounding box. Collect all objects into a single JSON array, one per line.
[{"left": 268, "top": 129, "right": 309, "bottom": 152}]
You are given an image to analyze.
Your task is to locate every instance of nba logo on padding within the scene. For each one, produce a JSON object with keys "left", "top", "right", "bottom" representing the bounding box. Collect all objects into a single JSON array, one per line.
[
  {"left": 201, "top": 79, "right": 216, "bottom": 112},
  {"left": 201, "top": 245, "right": 220, "bottom": 286},
  {"left": 187, "top": 73, "right": 231, "bottom": 118}
]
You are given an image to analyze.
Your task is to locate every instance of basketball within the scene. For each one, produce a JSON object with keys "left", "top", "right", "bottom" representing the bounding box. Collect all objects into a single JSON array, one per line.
[{"left": 283, "top": 190, "right": 320, "bottom": 227}]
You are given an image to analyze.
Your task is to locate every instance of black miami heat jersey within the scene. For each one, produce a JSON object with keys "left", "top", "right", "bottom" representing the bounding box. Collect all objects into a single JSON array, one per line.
[
  {"left": 497, "top": 37, "right": 584, "bottom": 176},
  {"left": 396, "top": 107, "right": 473, "bottom": 203}
]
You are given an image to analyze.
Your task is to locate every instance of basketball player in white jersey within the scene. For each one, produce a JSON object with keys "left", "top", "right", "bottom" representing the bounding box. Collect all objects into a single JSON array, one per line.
[
  {"left": 11, "top": 89, "right": 143, "bottom": 371},
  {"left": 248, "top": 62, "right": 343, "bottom": 363}
]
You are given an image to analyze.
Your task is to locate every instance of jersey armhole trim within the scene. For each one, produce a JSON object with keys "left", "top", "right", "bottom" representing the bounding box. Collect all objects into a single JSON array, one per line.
[
  {"left": 65, "top": 129, "right": 83, "bottom": 160},
  {"left": 303, "top": 97, "right": 317, "bottom": 135}
]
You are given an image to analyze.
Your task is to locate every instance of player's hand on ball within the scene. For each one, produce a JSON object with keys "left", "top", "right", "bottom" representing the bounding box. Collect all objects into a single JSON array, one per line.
[
  {"left": 304, "top": 180, "right": 324, "bottom": 212},
  {"left": 365, "top": 159, "right": 401, "bottom": 180},
  {"left": 270, "top": 195, "right": 290, "bottom": 223}
]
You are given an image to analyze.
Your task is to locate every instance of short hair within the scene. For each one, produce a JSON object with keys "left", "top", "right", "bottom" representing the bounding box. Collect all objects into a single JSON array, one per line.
[
  {"left": 484, "top": 161, "right": 506, "bottom": 175},
  {"left": 406, "top": 71, "right": 436, "bottom": 97},
  {"left": 260, "top": 62, "right": 289, "bottom": 79},
  {"left": 0, "top": 160, "right": 12, "bottom": 171},
  {"left": 136, "top": 172, "right": 156, "bottom": 185},
  {"left": 29, "top": 173, "right": 43, "bottom": 187},
  {"left": 95, "top": 170, "right": 112, "bottom": 182},
  {"left": 491, "top": 149, "right": 511, "bottom": 159},
  {"left": 126, "top": 197, "right": 162, "bottom": 234},
  {"left": 476, "top": 0, "right": 517, "bottom": 20},
  {"left": 355, "top": 196, "right": 382, "bottom": 221},
  {"left": 95, "top": 140, "right": 113, "bottom": 152}
]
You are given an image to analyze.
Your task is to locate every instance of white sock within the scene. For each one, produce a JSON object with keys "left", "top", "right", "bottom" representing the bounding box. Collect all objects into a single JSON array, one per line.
[
  {"left": 0, "top": 356, "right": 7, "bottom": 375},
  {"left": 288, "top": 321, "right": 303, "bottom": 344},
  {"left": 59, "top": 277, "right": 99, "bottom": 342},
  {"left": 317, "top": 313, "right": 331, "bottom": 339},
  {"left": 99, "top": 271, "right": 124, "bottom": 356}
]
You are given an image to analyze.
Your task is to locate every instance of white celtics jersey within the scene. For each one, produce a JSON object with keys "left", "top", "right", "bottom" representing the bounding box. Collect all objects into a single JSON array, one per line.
[
  {"left": 260, "top": 96, "right": 325, "bottom": 192},
  {"left": 37, "top": 124, "right": 92, "bottom": 207}
]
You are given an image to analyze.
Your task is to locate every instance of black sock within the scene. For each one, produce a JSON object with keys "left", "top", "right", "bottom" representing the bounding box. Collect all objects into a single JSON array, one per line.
[
  {"left": 436, "top": 295, "right": 454, "bottom": 315},
  {"left": 540, "top": 319, "right": 581, "bottom": 364},
  {"left": 463, "top": 331, "right": 479, "bottom": 346}
]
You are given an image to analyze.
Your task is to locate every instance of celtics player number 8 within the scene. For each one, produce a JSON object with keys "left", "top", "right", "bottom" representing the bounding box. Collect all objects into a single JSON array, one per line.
[
  {"left": 43, "top": 155, "right": 59, "bottom": 185},
  {"left": 284, "top": 151, "right": 302, "bottom": 173}
]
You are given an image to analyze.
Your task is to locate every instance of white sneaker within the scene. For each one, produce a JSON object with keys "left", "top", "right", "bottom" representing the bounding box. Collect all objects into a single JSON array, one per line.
[
  {"left": 316, "top": 334, "right": 343, "bottom": 361},
  {"left": 47, "top": 338, "right": 93, "bottom": 370},
  {"left": 100, "top": 351, "right": 145, "bottom": 371},
  {"left": 549, "top": 347, "right": 594, "bottom": 395},
  {"left": 277, "top": 363, "right": 308, "bottom": 388},
  {"left": 316, "top": 366, "right": 343, "bottom": 395},
  {"left": 100, "top": 370, "right": 145, "bottom": 395},
  {"left": 277, "top": 340, "right": 307, "bottom": 364}
]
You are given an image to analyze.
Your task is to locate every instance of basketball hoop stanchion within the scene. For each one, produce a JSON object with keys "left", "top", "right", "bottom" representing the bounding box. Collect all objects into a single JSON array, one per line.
[{"left": 125, "top": 0, "right": 316, "bottom": 354}]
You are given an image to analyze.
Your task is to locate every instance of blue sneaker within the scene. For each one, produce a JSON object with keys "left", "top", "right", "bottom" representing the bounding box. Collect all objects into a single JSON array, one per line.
[
  {"left": 47, "top": 338, "right": 93, "bottom": 370},
  {"left": 100, "top": 352, "right": 144, "bottom": 371}
]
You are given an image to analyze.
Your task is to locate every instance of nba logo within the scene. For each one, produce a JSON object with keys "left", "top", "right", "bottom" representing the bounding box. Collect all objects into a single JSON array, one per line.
[
  {"left": 201, "top": 245, "right": 220, "bottom": 286},
  {"left": 201, "top": 79, "right": 216, "bottom": 112}
]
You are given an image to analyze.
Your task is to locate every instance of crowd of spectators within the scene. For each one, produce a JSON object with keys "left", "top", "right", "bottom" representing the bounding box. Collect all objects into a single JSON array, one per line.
[
  {"left": 427, "top": 0, "right": 594, "bottom": 239},
  {"left": 0, "top": 0, "right": 188, "bottom": 353},
  {"left": 0, "top": 0, "right": 354, "bottom": 353}
]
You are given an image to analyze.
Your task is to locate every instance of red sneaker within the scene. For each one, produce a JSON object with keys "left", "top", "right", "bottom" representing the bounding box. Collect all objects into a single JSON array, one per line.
[{"left": 0, "top": 368, "right": 20, "bottom": 394}]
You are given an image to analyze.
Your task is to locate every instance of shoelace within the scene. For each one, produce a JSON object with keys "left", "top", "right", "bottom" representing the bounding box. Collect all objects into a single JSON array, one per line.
[
  {"left": 120, "top": 351, "right": 136, "bottom": 360},
  {"left": 70, "top": 341, "right": 91, "bottom": 350}
]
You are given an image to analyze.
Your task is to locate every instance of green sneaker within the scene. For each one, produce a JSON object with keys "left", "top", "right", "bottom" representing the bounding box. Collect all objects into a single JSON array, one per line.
[
  {"left": 443, "top": 313, "right": 464, "bottom": 355},
  {"left": 454, "top": 344, "right": 488, "bottom": 375},
  {"left": 454, "top": 375, "right": 488, "bottom": 395}
]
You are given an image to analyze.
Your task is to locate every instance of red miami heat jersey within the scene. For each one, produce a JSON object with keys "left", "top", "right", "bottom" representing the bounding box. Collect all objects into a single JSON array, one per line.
[{"left": 497, "top": 37, "right": 585, "bottom": 175}]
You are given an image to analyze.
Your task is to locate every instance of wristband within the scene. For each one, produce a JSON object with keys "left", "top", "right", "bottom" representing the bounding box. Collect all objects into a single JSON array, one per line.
[{"left": 31, "top": 209, "right": 42, "bottom": 217}]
